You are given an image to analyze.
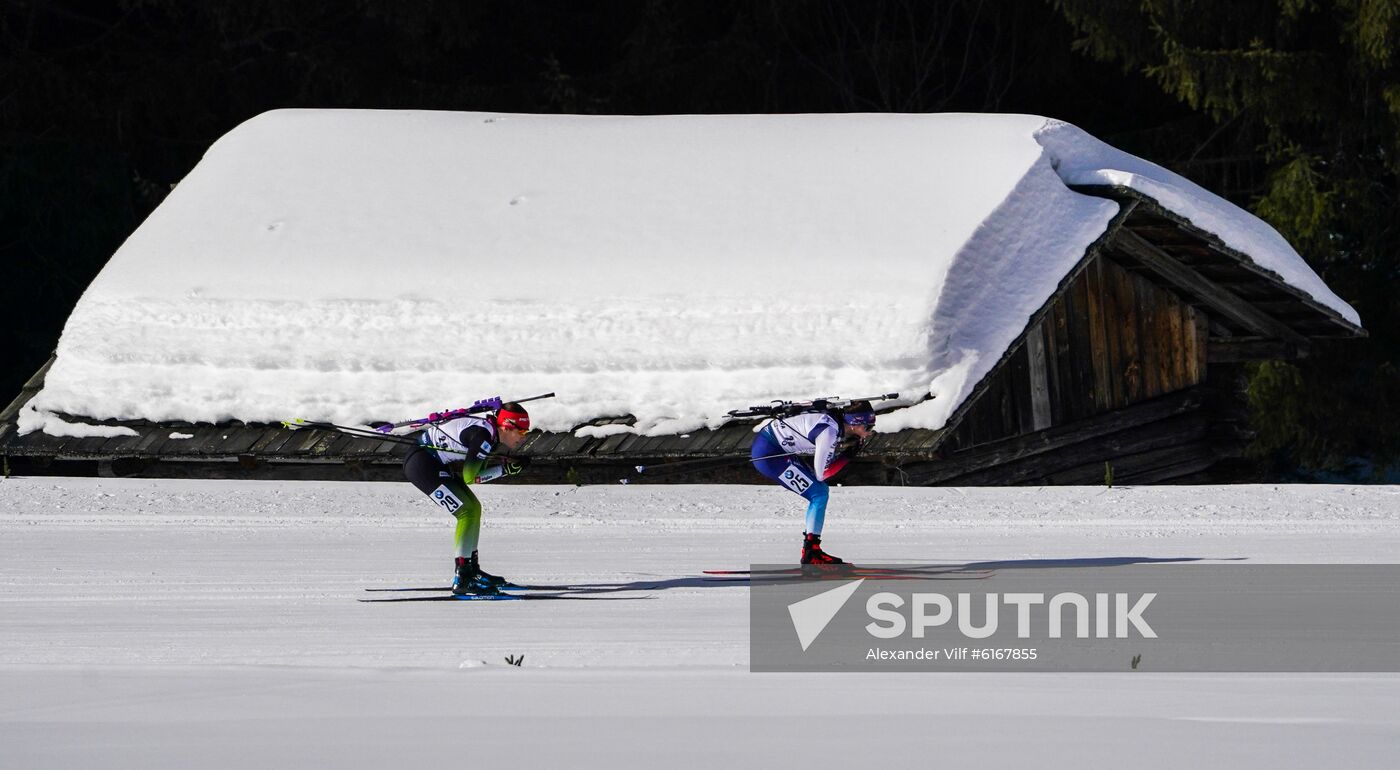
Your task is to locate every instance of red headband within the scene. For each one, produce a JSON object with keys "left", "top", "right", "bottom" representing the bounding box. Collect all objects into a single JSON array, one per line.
[{"left": 496, "top": 408, "right": 530, "bottom": 431}]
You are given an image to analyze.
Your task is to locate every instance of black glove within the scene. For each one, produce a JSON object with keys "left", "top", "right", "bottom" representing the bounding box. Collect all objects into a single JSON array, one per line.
[{"left": 504, "top": 457, "right": 531, "bottom": 476}]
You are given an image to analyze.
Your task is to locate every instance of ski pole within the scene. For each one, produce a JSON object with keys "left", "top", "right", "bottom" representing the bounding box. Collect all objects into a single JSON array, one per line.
[
  {"left": 620, "top": 452, "right": 796, "bottom": 483},
  {"left": 282, "top": 418, "right": 461, "bottom": 454}
]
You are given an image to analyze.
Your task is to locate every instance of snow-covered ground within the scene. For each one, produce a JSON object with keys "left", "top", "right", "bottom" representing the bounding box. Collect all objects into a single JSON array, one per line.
[{"left": 3, "top": 478, "right": 1399, "bottom": 768}]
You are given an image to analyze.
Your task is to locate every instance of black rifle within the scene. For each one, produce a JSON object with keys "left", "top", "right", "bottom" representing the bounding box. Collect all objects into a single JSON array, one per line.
[{"left": 725, "top": 392, "right": 900, "bottom": 420}]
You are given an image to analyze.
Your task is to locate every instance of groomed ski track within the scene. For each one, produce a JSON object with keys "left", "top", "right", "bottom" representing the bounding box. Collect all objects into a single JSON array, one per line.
[{"left": 2, "top": 478, "right": 1398, "bottom": 768}]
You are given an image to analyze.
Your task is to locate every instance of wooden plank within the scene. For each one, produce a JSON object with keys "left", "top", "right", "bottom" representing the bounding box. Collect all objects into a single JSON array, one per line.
[
  {"left": 1084, "top": 257, "right": 1113, "bottom": 411},
  {"left": 216, "top": 426, "right": 266, "bottom": 456},
  {"left": 128, "top": 425, "right": 179, "bottom": 456},
  {"left": 970, "top": 372, "right": 1009, "bottom": 447},
  {"left": 305, "top": 429, "right": 343, "bottom": 457},
  {"left": 607, "top": 433, "right": 650, "bottom": 457},
  {"left": 1111, "top": 229, "right": 1312, "bottom": 349},
  {"left": 964, "top": 383, "right": 990, "bottom": 447},
  {"left": 1050, "top": 297, "right": 1072, "bottom": 423},
  {"left": 281, "top": 426, "right": 334, "bottom": 457},
  {"left": 522, "top": 431, "right": 570, "bottom": 457},
  {"left": 343, "top": 434, "right": 404, "bottom": 459},
  {"left": 315, "top": 433, "right": 358, "bottom": 458},
  {"left": 1178, "top": 295, "right": 1196, "bottom": 386},
  {"left": 710, "top": 430, "right": 754, "bottom": 455},
  {"left": 1114, "top": 259, "right": 1143, "bottom": 403},
  {"left": 721, "top": 425, "right": 764, "bottom": 455},
  {"left": 902, "top": 388, "right": 1203, "bottom": 485},
  {"left": 1068, "top": 271, "right": 1098, "bottom": 417},
  {"left": 885, "top": 429, "right": 943, "bottom": 458},
  {"left": 1150, "top": 273, "right": 1177, "bottom": 396},
  {"left": 95, "top": 424, "right": 157, "bottom": 455},
  {"left": 1163, "top": 295, "right": 1184, "bottom": 391},
  {"left": 1042, "top": 309, "right": 1061, "bottom": 425},
  {"left": 1007, "top": 343, "right": 1034, "bottom": 436},
  {"left": 7, "top": 428, "right": 75, "bottom": 456},
  {"left": 936, "top": 412, "right": 1210, "bottom": 487},
  {"left": 70, "top": 431, "right": 118, "bottom": 457},
  {"left": 1193, "top": 308, "right": 1210, "bottom": 384},
  {"left": 1054, "top": 285, "right": 1079, "bottom": 423},
  {"left": 1099, "top": 258, "right": 1125, "bottom": 408},
  {"left": 196, "top": 425, "right": 241, "bottom": 456},
  {"left": 1132, "top": 272, "right": 1162, "bottom": 399},
  {"left": 1251, "top": 300, "right": 1319, "bottom": 316},
  {"left": 1208, "top": 337, "right": 1308, "bottom": 362},
  {"left": 159, "top": 424, "right": 220, "bottom": 457},
  {"left": 1153, "top": 281, "right": 1176, "bottom": 394},
  {"left": 1184, "top": 306, "right": 1204, "bottom": 384},
  {"left": 549, "top": 433, "right": 596, "bottom": 458},
  {"left": 592, "top": 430, "right": 635, "bottom": 456},
  {"left": 1025, "top": 322, "right": 1052, "bottom": 431},
  {"left": 631, "top": 433, "right": 688, "bottom": 459},
  {"left": 686, "top": 426, "right": 739, "bottom": 455},
  {"left": 1043, "top": 440, "right": 1216, "bottom": 486},
  {"left": 1076, "top": 185, "right": 1364, "bottom": 338},
  {"left": 995, "top": 370, "right": 1015, "bottom": 442},
  {"left": 247, "top": 427, "right": 299, "bottom": 457}
]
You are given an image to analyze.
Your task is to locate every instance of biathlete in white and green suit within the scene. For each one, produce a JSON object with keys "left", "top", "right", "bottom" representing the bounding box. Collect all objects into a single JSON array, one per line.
[{"left": 402, "top": 403, "right": 531, "bottom": 596}]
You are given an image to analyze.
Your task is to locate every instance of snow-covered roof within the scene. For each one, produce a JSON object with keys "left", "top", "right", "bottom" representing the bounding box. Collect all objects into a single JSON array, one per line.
[{"left": 24, "top": 110, "right": 1359, "bottom": 436}]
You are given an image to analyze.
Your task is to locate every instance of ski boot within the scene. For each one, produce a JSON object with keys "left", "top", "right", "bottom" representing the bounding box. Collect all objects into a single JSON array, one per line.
[
  {"left": 801, "top": 532, "right": 851, "bottom": 573},
  {"left": 452, "top": 555, "right": 501, "bottom": 597},
  {"left": 471, "top": 550, "right": 513, "bottom": 588}
]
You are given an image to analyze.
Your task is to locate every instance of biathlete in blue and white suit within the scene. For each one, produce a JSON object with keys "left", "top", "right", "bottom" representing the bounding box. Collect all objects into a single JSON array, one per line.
[
  {"left": 749, "top": 401, "right": 876, "bottom": 565},
  {"left": 402, "top": 403, "right": 531, "bottom": 596}
]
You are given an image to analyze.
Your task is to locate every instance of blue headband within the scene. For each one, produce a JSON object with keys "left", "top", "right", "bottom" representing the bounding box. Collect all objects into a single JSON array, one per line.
[{"left": 843, "top": 411, "right": 876, "bottom": 426}]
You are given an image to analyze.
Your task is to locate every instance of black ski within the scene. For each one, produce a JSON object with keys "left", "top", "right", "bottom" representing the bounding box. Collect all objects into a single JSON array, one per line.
[{"left": 358, "top": 592, "right": 646, "bottom": 602}]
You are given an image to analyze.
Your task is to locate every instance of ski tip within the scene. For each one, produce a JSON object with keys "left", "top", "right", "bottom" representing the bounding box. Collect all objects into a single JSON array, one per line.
[
  {"left": 634, "top": 465, "right": 646, "bottom": 473},
  {"left": 282, "top": 419, "right": 307, "bottom": 430}
]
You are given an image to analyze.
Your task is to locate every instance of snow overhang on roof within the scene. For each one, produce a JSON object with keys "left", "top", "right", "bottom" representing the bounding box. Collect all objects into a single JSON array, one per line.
[{"left": 24, "top": 110, "right": 1360, "bottom": 437}]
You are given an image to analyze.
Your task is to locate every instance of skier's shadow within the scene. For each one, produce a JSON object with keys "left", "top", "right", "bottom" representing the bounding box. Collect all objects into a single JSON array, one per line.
[
  {"left": 526, "top": 555, "right": 1244, "bottom": 594},
  {"left": 957, "top": 555, "right": 1244, "bottom": 570}
]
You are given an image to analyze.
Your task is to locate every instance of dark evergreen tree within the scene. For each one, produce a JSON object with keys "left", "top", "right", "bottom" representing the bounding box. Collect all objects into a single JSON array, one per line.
[{"left": 1053, "top": 0, "right": 1400, "bottom": 477}]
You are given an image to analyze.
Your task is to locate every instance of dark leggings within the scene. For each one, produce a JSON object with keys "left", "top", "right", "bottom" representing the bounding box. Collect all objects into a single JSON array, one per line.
[{"left": 403, "top": 447, "right": 482, "bottom": 558}]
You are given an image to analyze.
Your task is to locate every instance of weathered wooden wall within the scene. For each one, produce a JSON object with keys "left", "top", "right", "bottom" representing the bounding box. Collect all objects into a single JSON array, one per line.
[{"left": 945, "top": 254, "right": 1208, "bottom": 453}]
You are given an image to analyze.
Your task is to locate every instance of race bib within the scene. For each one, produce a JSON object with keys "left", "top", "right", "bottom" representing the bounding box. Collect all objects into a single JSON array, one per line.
[
  {"left": 431, "top": 484, "right": 464, "bottom": 515},
  {"left": 779, "top": 465, "right": 814, "bottom": 495}
]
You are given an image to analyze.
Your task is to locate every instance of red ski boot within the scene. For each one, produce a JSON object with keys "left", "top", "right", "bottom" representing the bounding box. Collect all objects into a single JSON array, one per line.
[{"left": 801, "top": 532, "right": 850, "bottom": 571}]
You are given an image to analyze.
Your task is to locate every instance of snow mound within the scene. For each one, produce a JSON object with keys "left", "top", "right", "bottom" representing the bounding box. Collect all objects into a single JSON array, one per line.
[{"left": 27, "top": 110, "right": 1357, "bottom": 435}]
